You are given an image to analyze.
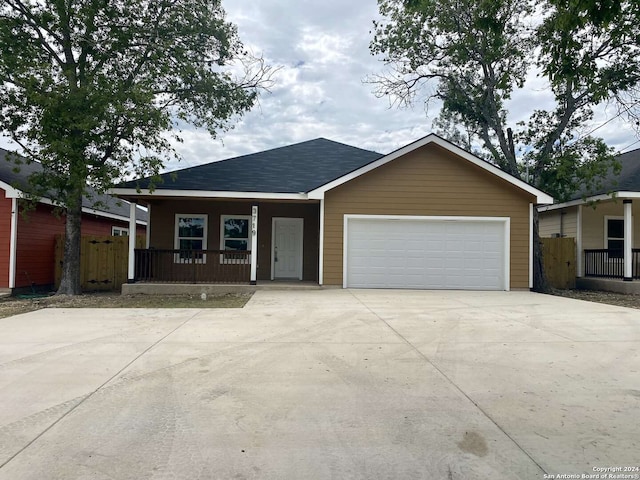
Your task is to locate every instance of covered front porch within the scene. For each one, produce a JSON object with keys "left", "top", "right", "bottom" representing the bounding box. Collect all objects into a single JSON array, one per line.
[
  {"left": 540, "top": 194, "right": 640, "bottom": 293},
  {"left": 581, "top": 198, "right": 636, "bottom": 281},
  {"left": 123, "top": 197, "right": 321, "bottom": 287}
]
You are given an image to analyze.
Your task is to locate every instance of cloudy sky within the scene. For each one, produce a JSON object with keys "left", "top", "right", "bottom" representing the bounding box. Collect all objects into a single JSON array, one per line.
[
  {"left": 2, "top": 0, "right": 639, "bottom": 172},
  {"left": 170, "top": 0, "right": 438, "bottom": 170},
  {"left": 171, "top": 0, "right": 640, "bottom": 170}
]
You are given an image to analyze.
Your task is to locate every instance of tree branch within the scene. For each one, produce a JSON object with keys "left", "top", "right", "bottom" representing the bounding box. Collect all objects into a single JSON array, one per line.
[{"left": 4, "top": 0, "right": 65, "bottom": 67}]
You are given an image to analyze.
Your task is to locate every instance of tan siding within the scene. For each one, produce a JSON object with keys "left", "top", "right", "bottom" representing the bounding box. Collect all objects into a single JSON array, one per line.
[
  {"left": 583, "top": 205, "right": 603, "bottom": 249},
  {"left": 539, "top": 207, "right": 578, "bottom": 238},
  {"left": 539, "top": 211, "right": 562, "bottom": 238},
  {"left": 564, "top": 209, "right": 578, "bottom": 238},
  {"left": 148, "top": 199, "right": 319, "bottom": 281},
  {"left": 323, "top": 143, "right": 535, "bottom": 289},
  {"left": 582, "top": 201, "right": 640, "bottom": 250}
]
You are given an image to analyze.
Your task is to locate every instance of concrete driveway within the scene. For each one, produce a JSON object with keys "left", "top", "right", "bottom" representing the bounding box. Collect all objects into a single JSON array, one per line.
[{"left": 0, "top": 290, "right": 639, "bottom": 479}]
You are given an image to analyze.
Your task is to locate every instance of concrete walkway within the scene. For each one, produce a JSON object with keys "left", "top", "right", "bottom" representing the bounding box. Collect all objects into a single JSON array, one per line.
[{"left": 0, "top": 290, "right": 638, "bottom": 479}]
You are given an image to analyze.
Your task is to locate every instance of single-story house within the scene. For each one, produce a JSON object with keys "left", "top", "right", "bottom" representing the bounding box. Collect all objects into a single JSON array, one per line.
[
  {"left": 539, "top": 147, "right": 640, "bottom": 285},
  {"left": 0, "top": 147, "right": 147, "bottom": 292},
  {"left": 112, "top": 134, "right": 552, "bottom": 291}
]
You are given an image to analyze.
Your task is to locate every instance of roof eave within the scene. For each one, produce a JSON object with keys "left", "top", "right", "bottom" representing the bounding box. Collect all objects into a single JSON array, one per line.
[
  {"left": 2, "top": 182, "right": 145, "bottom": 223},
  {"left": 0, "top": 180, "right": 23, "bottom": 198},
  {"left": 81, "top": 205, "right": 148, "bottom": 225},
  {"left": 538, "top": 191, "right": 640, "bottom": 212},
  {"left": 110, "top": 188, "right": 310, "bottom": 201}
]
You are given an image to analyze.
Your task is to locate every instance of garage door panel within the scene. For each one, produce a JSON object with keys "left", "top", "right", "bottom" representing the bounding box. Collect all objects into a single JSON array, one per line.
[{"left": 346, "top": 217, "right": 507, "bottom": 290}]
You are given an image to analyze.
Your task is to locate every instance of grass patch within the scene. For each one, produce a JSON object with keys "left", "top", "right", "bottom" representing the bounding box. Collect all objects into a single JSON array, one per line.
[{"left": 0, "top": 292, "right": 252, "bottom": 319}]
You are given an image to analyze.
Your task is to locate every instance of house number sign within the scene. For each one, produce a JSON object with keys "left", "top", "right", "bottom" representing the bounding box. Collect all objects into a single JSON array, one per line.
[{"left": 251, "top": 205, "right": 258, "bottom": 235}]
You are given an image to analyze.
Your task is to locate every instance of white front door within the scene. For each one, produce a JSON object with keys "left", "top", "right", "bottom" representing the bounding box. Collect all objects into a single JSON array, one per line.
[{"left": 272, "top": 218, "right": 304, "bottom": 280}]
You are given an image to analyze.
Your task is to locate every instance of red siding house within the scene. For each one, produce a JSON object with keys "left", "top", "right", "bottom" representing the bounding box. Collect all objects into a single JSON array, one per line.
[{"left": 1, "top": 147, "right": 147, "bottom": 292}]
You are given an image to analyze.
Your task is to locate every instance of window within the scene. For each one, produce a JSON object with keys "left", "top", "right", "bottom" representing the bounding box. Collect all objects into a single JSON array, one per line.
[
  {"left": 606, "top": 217, "right": 624, "bottom": 259},
  {"left": 175, "top": 215, "right": 207, "bottom": 263},
  {"left": 220, "top": 215, "right": 251, "bottom": 263},
  {"left": 112, "top": 227, "right": 129, "bottom": 236}
]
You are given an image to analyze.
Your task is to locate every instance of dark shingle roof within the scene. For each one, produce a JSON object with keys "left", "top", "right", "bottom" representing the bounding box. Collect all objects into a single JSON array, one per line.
[
  {"left": 572, "top": 148, "right": 640, "bottom": 199},
  {"left": 118, "top": 138, "right": 384, "bottom": 193},
  {"left": 0, "top": 147, "right": 147, "bottom": 222}
]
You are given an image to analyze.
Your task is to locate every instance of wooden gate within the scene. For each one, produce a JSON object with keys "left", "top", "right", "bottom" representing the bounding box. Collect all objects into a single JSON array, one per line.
[
  {"left": 542, "top": 237, "right": 576, "bottom": 289},
  {"left": 55, "top": 235, "right": 145, "bottom": 291}
]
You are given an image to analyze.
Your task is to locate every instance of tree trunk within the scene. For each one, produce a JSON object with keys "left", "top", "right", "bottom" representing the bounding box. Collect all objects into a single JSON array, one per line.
[
  {"left": 532, "top": 207, "right": 550, "bottom": 293},
  {"left": 57, "top": 194, "right": 83, "bottom": 295}
]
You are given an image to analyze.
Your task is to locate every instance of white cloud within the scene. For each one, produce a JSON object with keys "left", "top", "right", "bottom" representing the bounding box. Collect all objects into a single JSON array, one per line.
[{"left": 2, "top": 0, "right": 638, "bottom": 168}]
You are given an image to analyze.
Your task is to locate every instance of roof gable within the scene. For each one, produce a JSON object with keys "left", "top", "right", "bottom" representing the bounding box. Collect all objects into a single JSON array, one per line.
[{"left": 308, "top": 134, "right": 553, "bottom": 204}]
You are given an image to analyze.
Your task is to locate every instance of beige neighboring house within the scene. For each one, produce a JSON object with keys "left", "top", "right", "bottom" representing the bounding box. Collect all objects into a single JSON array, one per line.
[
  {"left": 539, "top": 148, "right": 640, "bottom": 289},
  {"left": 111, "top": 134, "right": 552, "bottom": 292}
]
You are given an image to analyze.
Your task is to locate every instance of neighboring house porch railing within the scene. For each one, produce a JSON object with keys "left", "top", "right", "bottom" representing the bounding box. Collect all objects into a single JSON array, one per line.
[
  {"left": 583, "top": 249, "right": 640, "bottom": 279},
  {"left": 134, "top": 249, "right": 251, "bottom": 284}
]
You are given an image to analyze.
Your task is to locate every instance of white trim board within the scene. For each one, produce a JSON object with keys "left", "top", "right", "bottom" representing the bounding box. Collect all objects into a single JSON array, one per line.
[
  {"left": 0, "top": 180, "right": 22, "bottom": 198},
  {"left": 577, "top": 205, "right": 583, "bottom": 277},
  {"left": 9, "top": 198, "right": 18, "bottom": 289},
  {"left": 342, "top": 214, "right": 511, "bottom": 291},
  {"left": 110, "top": 188, "right": 308, "bottom": 201},
  {"left": 318, "top": 199, "right": 325, "bottom": 285},
  {"left": 529, "top": 203, "right": 534, "bottom": 289}
]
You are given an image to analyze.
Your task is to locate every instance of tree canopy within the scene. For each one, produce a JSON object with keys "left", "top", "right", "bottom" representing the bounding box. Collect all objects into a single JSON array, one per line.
[
  {"left": 369, "top": 0, "right": 640, "bottom": 201},
  {"left": 0, "top": 0, "right": 272, "bottom": 294}
]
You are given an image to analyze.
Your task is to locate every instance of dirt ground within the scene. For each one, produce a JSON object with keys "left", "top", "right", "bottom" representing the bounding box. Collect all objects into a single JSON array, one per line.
[
  {"left": 1, "top": 289, "right": 639, "bottom": 320},
  {"left": 551, "top": 288, "right": 640, "bottom": 309},
  {"left": 0, "top": 291, "right": 252, "bottom": 319}
]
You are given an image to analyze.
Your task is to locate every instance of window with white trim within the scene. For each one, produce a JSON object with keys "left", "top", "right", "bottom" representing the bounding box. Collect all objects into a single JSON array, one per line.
[
  {"left": 220, "top": 215, "right": 251, "bottom": 263},
  {"left": 605, "top": 217, "right": 624, "bottom": 259},
  {"left": 175, "top": 214, "right": 207, "bottom": 263},
  {"left": 112, "top": 226, "right": 129, "bottom": 236}
]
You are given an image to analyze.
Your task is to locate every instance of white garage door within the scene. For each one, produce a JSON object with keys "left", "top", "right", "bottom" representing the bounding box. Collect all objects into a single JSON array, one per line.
[{"left": 345, "top": 216, "right": 508, "bottom": 290}]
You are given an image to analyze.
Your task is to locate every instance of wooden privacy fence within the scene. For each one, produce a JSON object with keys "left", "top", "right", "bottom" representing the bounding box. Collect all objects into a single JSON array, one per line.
[
  {"left": 542, "top": 237, "right": 576, "bottom": 289},
  {"left": 55, "top": 235, "right": 145, "bottom": 291}
]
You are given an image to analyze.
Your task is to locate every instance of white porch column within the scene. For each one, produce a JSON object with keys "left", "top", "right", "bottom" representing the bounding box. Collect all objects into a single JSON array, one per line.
[
  {"left": 576, "top": 205, "right": 583, "bottom": 277},
  {"left": 529, "top": 203, "right": 533, "bottom": 289},
  {"left": 9, "top": 198, "right": 18, "bottom": 289},
  {"left": 145, "top": 204, "right": 151, "bottom": 249},
  {"left": 127, "top": 201, "right": 137, "bottom": 283},
  {"left": 319, "top": 198, "right": 324, "bottom": 286},
  {"left": 624, "top": 199, "right": 633, "bottom": 281},
  {"left": 250, "top": 205, "right": 258, "bottom": 285}
]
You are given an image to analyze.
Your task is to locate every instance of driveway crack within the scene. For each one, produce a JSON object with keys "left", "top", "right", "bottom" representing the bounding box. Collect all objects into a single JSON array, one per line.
[
  {"left": 347, "top": 290, "right": 548, "bottom": 476},
  {"left": 0, "top": 309, "right": 202, "bottom": 471}
]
